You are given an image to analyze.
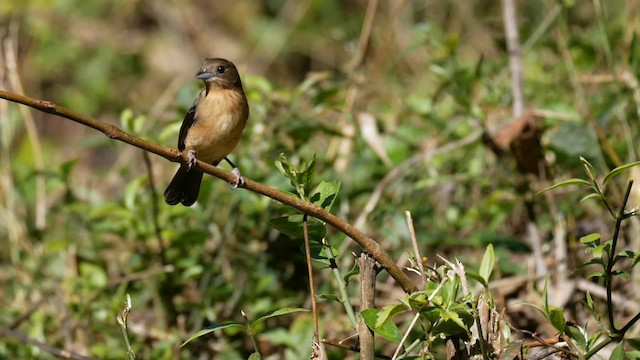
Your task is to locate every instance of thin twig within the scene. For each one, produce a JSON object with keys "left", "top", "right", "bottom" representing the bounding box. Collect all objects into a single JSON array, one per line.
[
  {"left": 303, "top": 214, "right": 320, "bottom": 343},
  {"left": 501, "top": 0, "right": 524, "bottom": 117},
  {"left": 405, "top": 211, "right": 427, "bottom": 288},
  {"left": 0, "top": 90, "right": 417, "bottom": 294},
  {"left": 391, "top": 313, "right": 420, "bottom": 360}
]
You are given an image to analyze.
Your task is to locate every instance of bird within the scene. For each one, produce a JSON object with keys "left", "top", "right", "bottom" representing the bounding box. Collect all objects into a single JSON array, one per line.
[{"left": 164, "top": 58, "right": 249, "bottom": 206}]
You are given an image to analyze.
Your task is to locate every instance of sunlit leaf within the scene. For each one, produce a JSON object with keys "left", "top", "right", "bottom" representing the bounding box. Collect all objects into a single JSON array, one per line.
[
  {"left": 181, "top": 322, "right": 244, "bottom": 347},
  {"left": 535, "top": 178, "right": 591, "bottom": 195},
  {"left": 610, "top": 342, "right": 625, "bottom": 360},
  {"left": 251, "top": 308, "right": 309, "bottom": 330},
  {"left": 579, "top": 192, "right": 604, "bottom": 204},
  {"left": 603, "top": 160, "right": 640, "bottom": 185},
  {"left": 360, "top": 309, "right": 403, "bottom": 343},
  {"left": 479, "top": 244, "right": 495, "bottom": 284},
  {"left": 268, "top": 215, "right": 326, "bottom": 241},
  {"left": 310, "top": 180, "right": 341, "bottom": 213},
  {"left": 580, "top": 233, "right": 601, "bottom": 245},
  {"left": 548, "top": 307, "right": 565, "bottom": 332}
]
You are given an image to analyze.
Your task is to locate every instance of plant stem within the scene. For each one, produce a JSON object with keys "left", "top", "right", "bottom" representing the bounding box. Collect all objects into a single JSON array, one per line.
[
  {"left": 303, "top": 215, "right": 320, "bottom": 342},
  {"left": 324, "top": 239, "right": 358, "bottom": 327},
  {"left": 605, "top": 180, "right": 633, "bottom": 333}
]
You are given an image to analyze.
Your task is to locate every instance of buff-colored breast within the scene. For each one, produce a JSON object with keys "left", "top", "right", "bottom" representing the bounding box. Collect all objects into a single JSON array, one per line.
[{"left": 183, "top": 89, "right": 248, "bottom": 164}]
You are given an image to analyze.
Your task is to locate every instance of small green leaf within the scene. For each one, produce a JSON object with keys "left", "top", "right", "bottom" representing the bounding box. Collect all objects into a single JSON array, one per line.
[
  {"left": 586, "top": 271, "right": 604, "bottom": 279},
  {"left": 251, "top": 308, "right": 309, "bottom": 331},
  {"left": 268, "top": 215, "right": 326, "bottom": 241},
  {"left": 375, "top": 304, "right": 408, "bottom": 328},
  {"left": 318, "top": 294, "right": 340, "bottom": 302},
  {"left": 479, "top": 244, "right": 495, "bottom": 284},
  {"left": 465, "top": 271, "right": 487, "bottom": 287},
  {"left": 580, "top": 233, "right": 601, "bottom": 245},
  {"left": 248, "top": 352, "right": 262, "bottom": 360},
  {"left": 629, "top": 338, "right": 640, "bottom": 351},
  {"left": 181, "top": 322, "right": 244, "bottom": 347},
  {"left": 580, "top": 192, "right": 604, "bottom": 204},
  {"left": 275, "top": 154, "right": 298, "bottom": 189},
  {"left": 612, "top": 270, "right": 630, "bottom": 280},
  {"left": 543, "top": 277, "right": 550, "bottom": 315},
  {"left": 610, "top": 342, "right": 625, "bottom": 360},
  {"left": 535, "top": 178, "right": 592, "bottom": 195},
  {"left": 603, "top": 160, "right": 640, "bottom": 185},
  {"left": 360, "top": 309, "right": 403, "bottom": 343},
  {"left": 584, "top": 292, "right": 602, "bottom": 325},
  {"left": 342, "top": 262, "right": 360, "bottom": 287},
  {"left": 548, "top": 307, "right": 566, "bottom": 332},
  {"left": 580, "top": 156, "right": 598, "bottom": 182},
  {"left": 575, "top": 257, "right": 604, "bottom": 270},
  {"left": 310, "top": 180, "right": 341, "bottom": 213},
  {"left": 565, "top": 324, "right": 587, "bottom": 351}
]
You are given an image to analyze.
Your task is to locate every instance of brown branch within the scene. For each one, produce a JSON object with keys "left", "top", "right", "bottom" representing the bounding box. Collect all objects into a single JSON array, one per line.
[
  {"left": 358, "top": 253, "right": 376, "bottom": 360},
  {"left": 0, "top": 89, "right": 417, "bottom": 294}
]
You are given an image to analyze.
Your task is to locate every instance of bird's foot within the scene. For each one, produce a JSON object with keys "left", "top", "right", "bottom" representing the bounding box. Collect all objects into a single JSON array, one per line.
[
  {"left": 186, "top": 150, "right": 196, "bottom": 171},
  {"left": 230, "top": 167, "right": 245, "bottom": 189}
]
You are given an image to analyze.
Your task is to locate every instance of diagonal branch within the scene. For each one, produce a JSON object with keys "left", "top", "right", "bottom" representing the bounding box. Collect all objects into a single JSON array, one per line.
[{"left": 0, "top": 89, "right": 418, "bottom": 294}]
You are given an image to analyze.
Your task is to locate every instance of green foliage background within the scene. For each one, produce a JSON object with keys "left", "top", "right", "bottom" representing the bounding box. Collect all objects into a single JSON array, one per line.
[{"left": 1, "top": 0, "right": 640, "bottom": 358}]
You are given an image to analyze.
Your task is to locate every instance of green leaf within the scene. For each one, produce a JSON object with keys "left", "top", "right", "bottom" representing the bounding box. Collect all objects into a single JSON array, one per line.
[
  {"left": 304, "top": 242, "right": 338, "bottom": 266},
  {"left": 548, "top": 307, "right": 566, "bottom": 332},
  {"left": 248, "top": 352, "right": 262, "bottom": 360},
  {"left": 181, "top": 322, "right": 244, "bottom": 347},
  {"left": 580, "top": 192, "right": 604, "bottom": 204},
  {"left": 479, "top": 244, "right": 495, "bottom": 284},
  {"left": 610, "top": 342, "right": 625, "bottom": 360},
  {"left": 584, "top": 291, "right": 602, "bottom": 325},
  {"left": 298, "top": 153, "right": 316, "bottom": 200},
  {"left": 535, "top": 178, "right": 592, "bottom": 195},
  {"left": 251, "top": 307, "right": 309, "bottom": 331},
  {"left": 310, "top": 180, "right": 341, "bottom": 213},
  {"left": 342, "top": 262, "right": 360, "bottom": 287},
  {"left": 565, "top": 324, "right": 587, "bottom": 351},
  {"left": 268, "top": 215, "right": 326, "bottom": 241},
  {"left": 580, "top": 233, "right": 601, "bottom": 245},
  {"left": 465, "top": 271, "right": 487, "bottom": 287},
  {"left": 431, "top": 304, "right": 473, "bottom": 336},
  {"left": 629, "top": 338, "right": 640, "bottom": 351},
  {"left": 586, "top": 271, "right": 604, "bottom": 279},
  {"left": 612, "top": 270, "right": 630, "bottom": 280},
  {"left": 375, "top": 304, "right": 408, "bottom": 328},
  {"left": 360, "top": 309, "right": 403, "bottom": 343},
  {"left": 603, "top": 160, "right": 640, "bottom": 185},
  {"left": 543, "top": 277, "right": 550, "bottom": 315},
  {"left": 575, "top": 257, "right": 603, "bottom": 270},
  {"left": 580, "top": 156, "right": 598, "bottom": 183},
  {"left": 318, "top": 294, "right": 340, "bottom": 302},
  {"left": 275, "top": 154, "right": 298, "bottom": 190}
]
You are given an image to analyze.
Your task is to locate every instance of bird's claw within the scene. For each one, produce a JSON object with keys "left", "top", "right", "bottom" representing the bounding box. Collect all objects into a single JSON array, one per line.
[
  {"left": 186, "top": 150, "right": 196, "bottom": 171},
  {"left": 230, "top": 167, "right": 244, "bottom": 189}
]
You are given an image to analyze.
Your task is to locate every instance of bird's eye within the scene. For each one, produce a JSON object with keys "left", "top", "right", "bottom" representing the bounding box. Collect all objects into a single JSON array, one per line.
[{"left": 216, "top": 65, "right": 225, "bottom": 74}]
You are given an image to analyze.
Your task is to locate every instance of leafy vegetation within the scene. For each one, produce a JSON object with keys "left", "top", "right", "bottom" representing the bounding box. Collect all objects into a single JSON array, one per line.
[{"left": 2, "top": 0, "right": 640, "bottom": 359}]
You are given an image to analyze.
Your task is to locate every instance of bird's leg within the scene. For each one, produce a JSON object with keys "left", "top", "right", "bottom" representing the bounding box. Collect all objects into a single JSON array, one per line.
[
  {"left": 186, "top": 150, "right": 197, "bottom": 171},
  {"left": 224, "top": 157, "right": 244, "bottom": 188}
]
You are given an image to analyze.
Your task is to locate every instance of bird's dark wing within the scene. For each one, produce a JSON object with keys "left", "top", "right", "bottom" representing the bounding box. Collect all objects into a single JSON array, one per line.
[{"left": 177, "top": 92, "right": 202, "bottom": 151}]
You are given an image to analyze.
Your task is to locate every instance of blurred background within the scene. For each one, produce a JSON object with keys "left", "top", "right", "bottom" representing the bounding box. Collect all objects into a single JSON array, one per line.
[{"left": 1, "top": 0, "right": 640, "bottom": 358}]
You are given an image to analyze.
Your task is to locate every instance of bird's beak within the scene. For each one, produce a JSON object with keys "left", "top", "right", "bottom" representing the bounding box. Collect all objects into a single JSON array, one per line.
[{"left": 195, "top": 70, "right": 214, "bottom": 80}]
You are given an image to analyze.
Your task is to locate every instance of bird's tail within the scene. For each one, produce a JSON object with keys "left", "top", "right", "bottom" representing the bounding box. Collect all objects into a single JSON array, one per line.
[{"left": 164, "top": 166, "right": 203, "bottom": 206}]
